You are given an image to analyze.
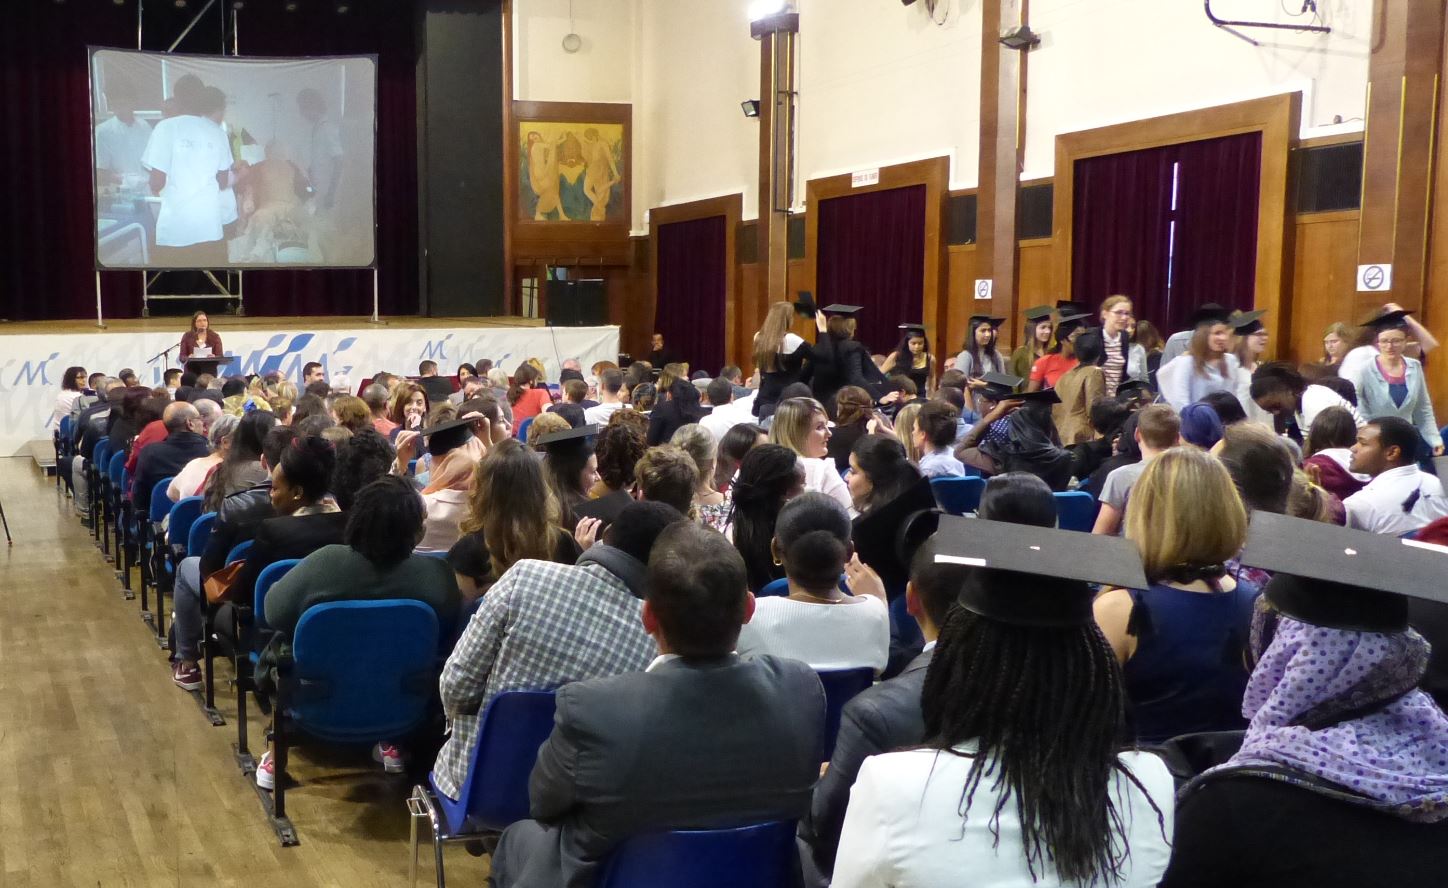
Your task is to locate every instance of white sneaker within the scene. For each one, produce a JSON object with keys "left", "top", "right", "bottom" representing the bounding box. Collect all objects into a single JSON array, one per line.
[
  {"left": 372, "top": 742, "right": 405, "bottom": 774},
  {"left": 255, "top": 751, "right": 276, "bottom": 790}
]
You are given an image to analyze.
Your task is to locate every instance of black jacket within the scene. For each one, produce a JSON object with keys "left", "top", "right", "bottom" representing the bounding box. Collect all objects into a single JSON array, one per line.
[
  {"left": 233, "top": 511, "right": 349, "bottom": 609},
  {"left": 77, "top": 403, "right": 112, "bottom": 461},
  {"left": 199, "top": 483, "right": 274, "bottom": 578},
  {"left": 802, "top": 646, "right": 932, "bottom": 877},
  {"left": 133, "top": 431, "right": 211, "bottom": 517},
  {"left": 811, "top": 334, "right": 886, "bottom": 416}
]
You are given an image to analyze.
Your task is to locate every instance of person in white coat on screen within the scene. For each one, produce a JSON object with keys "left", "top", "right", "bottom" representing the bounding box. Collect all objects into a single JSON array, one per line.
[{"left": 141, "top": 75, "right": 232, "bottom": 267}]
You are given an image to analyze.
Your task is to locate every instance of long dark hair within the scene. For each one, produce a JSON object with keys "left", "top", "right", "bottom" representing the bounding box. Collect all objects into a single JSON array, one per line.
[
  {"left": 850, "top": 434, "right": 920, "bottom": 513},
  {"left": 204, "top": 411, "right": 275, "bottom": 512},
  {"left": 964, "top": 319, "right": 1003, "bottom": 376},
  {"left": 728, "top": 444, "right": 801, "bottom": 592},
  {"left": 890, "top": 331, "right": 930, "bottom": 373},
  {"left": 716, "top": 422, "right": 765, "bottom": 490},
  {"left": 922, "top": 594, "right": 1163, "bottom": 883}
]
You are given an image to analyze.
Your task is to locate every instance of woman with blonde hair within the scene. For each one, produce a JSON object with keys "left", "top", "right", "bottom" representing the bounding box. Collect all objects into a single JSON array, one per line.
[
  {"left": 452, "top": 438, "right": 571, "bottom": 590},
  {"left": 671, "top": 423, "right": 729, "bottom": 531},
  {"left": 332, "top": 395, "right": 371, "bottom": 433},
  {"left": 1098, "top": 295, "right": 1148, "bottom": 396},
  {"left": 1321, "top": 321, "right": 1352, "bottom": 367},
  {"left": 769, "top": 397, "right": 853, "bottom": 511},
  {"left": 892, "top": 401, "right": 924, "bottom": 464},
  {"left": 1094, "top": 447, "right": 1260, "bottom": 743},
  {"left": 752, "top": 301, "right": 819, "bottom": 419}
]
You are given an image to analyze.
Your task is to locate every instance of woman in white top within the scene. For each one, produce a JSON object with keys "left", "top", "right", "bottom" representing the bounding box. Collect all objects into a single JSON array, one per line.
[
  {"left": 1158, "top": 308, "right": 1241, "bottom": 411},
  {"left": 769, "top": 396, "right": 854, "bottom": 512},
  {"left": 1097, "top": 296, "right": 1148, "bottom": 397},
  {"left": 1230, "top": 311, "right": 1276, "bottom": 426},
  {"left": 833, "top": 532, "right": 1174, "bottom": 888},
  {"left": 735, "top": 493, "right": 889, "bottom": 672},
  {"left": 52, "top": 365, "right": 88, "bottom": 430}
]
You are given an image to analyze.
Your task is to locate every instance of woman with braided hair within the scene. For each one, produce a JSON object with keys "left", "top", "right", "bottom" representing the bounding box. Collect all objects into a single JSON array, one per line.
[
  {"left": 724, "top": 443, "right": 805, "bottom": 592},
  {"left": 833, "top": 517, "right": 1174, "bottom": 887}
]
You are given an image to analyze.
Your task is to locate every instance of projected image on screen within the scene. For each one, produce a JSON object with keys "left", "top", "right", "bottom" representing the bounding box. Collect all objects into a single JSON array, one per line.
[{"left": 90, "top": 48, "right": 376, "bottom": 270}]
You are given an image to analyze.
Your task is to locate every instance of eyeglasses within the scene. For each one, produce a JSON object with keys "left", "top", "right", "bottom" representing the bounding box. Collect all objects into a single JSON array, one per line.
[
  {"left": 1379, "top": 337, "right": 1408, "bottom": 347},
  {"left": 1105, "top": 309, "right": 1133, "bottom": 317}
]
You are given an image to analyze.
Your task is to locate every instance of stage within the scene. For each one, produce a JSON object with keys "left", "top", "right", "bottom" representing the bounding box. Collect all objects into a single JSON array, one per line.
[{"left": 0, "top": 315, "right": 620, "bottom": 457}]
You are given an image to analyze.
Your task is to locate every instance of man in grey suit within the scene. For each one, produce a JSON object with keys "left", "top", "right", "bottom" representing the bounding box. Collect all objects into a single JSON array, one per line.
[
  {"left": 800, "top": 551, "right": 966, "bottom": 881},
  {"left": 489, "top": 522, "right": 827, "bottom": 888}
]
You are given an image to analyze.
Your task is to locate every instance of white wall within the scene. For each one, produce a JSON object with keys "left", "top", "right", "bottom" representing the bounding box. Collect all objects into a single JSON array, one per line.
[{"left": 513, "top": 0, "right": 635, "bottom": 103}]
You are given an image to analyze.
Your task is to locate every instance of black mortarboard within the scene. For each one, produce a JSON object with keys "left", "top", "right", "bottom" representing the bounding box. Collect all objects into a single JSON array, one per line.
[
  {"left": 535, "top": 423, "right": 599, "bottom": 449},
  {"left": 572, "top": 489, "right": 634, "bottom": 529},
  {"left": 821, "top": 304, "right": 864, "bottom": 316},
  {"left": 968, "top": 315, "right": 1005, "bottom": 329},
  {"left": 1239, "top": 511, "right": 1448, "bottom": 633},
  {"left": 1231, "top": 310, "right": 1266, "bottom": 335},
  {"left": 1022, "top": 305, "right": 1055, "bottom": 322},
  {"left": 919, "top": 514, "right": 1149, "bottom": 627},
  {"left": 1361, "top": 309, "right": 1412, "bottom": 332},
  {"left": 1055, "top": 300, "right": 1089, "bottom": 314},
  {"left": 418, "top": 416, "right": 476, "bottom": 457},
  {"left": 1012, "top": 387, "right": 1062, "bottom": 405},
  {"left": 980, "top": 371, "right": 1024, "bottom": 400},
  {"left": 559, "top": 368, "right": 586, "bottom": 384},
  {"left": 1187, "top": 303, "right": 1233, "bottom": 328},
  {"left": 852, "top": 476, "right": 941, "bottom": 594},
  {"left": 898, "top": 323, "right": 927, "bottom": 337},
  {"left": 793, "top": 291, "right": 817, "bottom": 318},
  {"left": 1055, "top": 309, "right": 1092, "bottom": 327},
  {"left": 1115, "top": 378, "right": 1155, "bottom": 398}
]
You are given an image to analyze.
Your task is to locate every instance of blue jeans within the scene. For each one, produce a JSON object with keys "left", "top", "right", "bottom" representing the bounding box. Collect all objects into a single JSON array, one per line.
[{"left": 172, "top": 557, "right": 205, "bottom": 663}]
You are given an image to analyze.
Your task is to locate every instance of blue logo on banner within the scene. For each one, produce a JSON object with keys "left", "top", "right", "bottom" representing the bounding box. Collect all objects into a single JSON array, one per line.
[{"left": 12, "top": 352, "right": 60, "bottom": 388}]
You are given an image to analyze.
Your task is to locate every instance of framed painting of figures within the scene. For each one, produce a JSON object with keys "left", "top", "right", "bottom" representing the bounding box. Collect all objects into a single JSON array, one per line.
[{"left": 513, "top": 102, "right": 631, "bottom": 225}]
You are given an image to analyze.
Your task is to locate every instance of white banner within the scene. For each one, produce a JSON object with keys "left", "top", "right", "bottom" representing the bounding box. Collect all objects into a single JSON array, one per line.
[{"left": 0, "top": 324, "right": 619, "bottom": 456}]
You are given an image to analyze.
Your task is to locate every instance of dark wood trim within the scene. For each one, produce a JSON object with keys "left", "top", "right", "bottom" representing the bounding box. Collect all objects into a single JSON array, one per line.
[
  {"left": 1296, "top": 209, "right": 1362, "bottom": 225},
  {"left": 501, "top": 0, "right": 515, "bottom": 315},
  {"left": 975, "top": 0, "right": 1028, "bottom": 342},
  {"left": 648, "top": 194, "right": 744, "bottom": 369},
  {"left": 805, "top": 156, "right": 950, "bottom": 360},
  {"left": 1051, "top": 93, "right": 1301, "bottom": 352}
]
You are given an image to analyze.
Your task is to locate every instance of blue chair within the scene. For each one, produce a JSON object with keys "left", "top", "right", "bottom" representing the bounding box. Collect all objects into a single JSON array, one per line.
[
  {"left": 1053, "top": 490, "right": 1097, "bottom": 532},
  {"left": 55, "top": 415, "right": 72, "bottom": 490},
  {"left": 156, "top": 495, "right": 205, "bottom": 644},
  {"left": 226, "top": 539, "right": 255, "bottom": 566},
  {"left": 138, "top": 477, "right": 175, "bottom": 614},
  {"left": 816, "top": 667, "right": 874, "bottom": 761},
  {"left": 597, "top": 820, "right": 799, "bottom": 888},
  {"left": 112, "top": 459, "right": 134, "bottom": 595},
  {"left": 89, "top": 439, "right": 113, "bottom": 540},
  {"left": 102, "top": 450, "right": 125, "bottom": 557},
  {"left": 187, "top": 512, "right": 218, "bottom": 559},
  {"left": 515, "top": 416, "right": 534, "bottom": 441},
  {"left": 757, "top": 577, "right": 790, "bottom": 597},
  {"left": 270, "top": 600, "right": 441, "bottom": 825},
  {"left": 408, "top": 691, "right": 559, "bottom": 887},
  {"left": 931, "top": 475, "right": 986, "bottom": 516},
  {"left": 227, "top": 559, "right": 302, "bottom": 752}
]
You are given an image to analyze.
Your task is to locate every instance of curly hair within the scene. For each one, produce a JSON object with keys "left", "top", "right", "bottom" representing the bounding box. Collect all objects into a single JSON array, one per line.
[
  {"left": 343, "top": 476, "right": 425, "bottom": 568},
  {"left": 595, "top": 418, "right": 648, "bottom": 492},
  {"left": 634, "top": 445, "right": 700, "bottom": 520},
  {"left": 330, "top": 427, "right": 395, "bottom": 511}
]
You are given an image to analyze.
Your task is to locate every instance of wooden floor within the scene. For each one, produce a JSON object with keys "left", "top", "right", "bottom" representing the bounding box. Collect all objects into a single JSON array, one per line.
[
  {"left": 0, "top": 315, "right": 546, "bottom": 336},
  {"left": 0, "top": 457, "right": 489, "bottom": 887}
]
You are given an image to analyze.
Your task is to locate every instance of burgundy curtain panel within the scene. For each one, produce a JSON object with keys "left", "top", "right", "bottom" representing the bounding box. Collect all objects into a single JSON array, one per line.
[
  {"left": 654, "top": 215, "right": 728, "bottom": 375},
  {"left": 0, "top": 2, "right": 418, "bottom": 322},
  {"left": 816, "top": 185, "right": 927, "bottom": 351},
  {"left": 1071, "top": 132, "right": 1262, "bottom": 333}
]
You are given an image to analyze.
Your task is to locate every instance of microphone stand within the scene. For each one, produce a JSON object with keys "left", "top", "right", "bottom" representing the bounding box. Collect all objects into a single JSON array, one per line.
[{"left": 147, "top": 342, "right": 180, "bottom": 372}]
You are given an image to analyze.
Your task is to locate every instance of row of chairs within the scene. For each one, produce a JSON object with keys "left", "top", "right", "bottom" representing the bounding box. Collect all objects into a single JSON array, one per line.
[{"left": 930, "top": 475, "right": 1098, "bottom": 529}]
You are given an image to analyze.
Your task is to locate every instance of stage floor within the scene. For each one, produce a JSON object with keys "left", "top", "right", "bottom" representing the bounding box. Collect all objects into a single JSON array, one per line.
[{"left": 0, "top": 315, "right": 546, "bottom": 335}]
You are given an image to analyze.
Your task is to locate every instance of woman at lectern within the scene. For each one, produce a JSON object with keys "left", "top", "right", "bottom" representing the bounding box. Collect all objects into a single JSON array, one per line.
[{"left": 179, "top": 311, "right": 224, "bottom": 361}]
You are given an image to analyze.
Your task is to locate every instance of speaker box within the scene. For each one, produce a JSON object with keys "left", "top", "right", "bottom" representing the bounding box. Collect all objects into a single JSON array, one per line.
[{"left": 546, "top": 278, "right": 608, "bottom": 327}]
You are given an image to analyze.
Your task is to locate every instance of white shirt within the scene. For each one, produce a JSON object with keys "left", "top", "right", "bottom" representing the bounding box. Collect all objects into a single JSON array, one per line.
[
  {"left": 141, "top": 115, "right": 233, "bottom": 247},
  {"left": 833, "top": 747, "right": 1175, "bottom": 888},
  {"left": 736, "top": 595, "right": 889, "bottom": 671},
  {"left": 96, "top": 115, "right": 154, "bottom": 177},
  {"left": 802, "top": 456, "right": 853, "bottom": 512},
  {"left": 700, "top": 398, "right": 755, "bottom": 443},
  {"left": 1300, "top": 383, "right": 1364, "bottom": 429},
  {"left": 1343, "top": 465, "right": 1448, "bottom": 536},
  {"left": 1157, "top": 352, "right": 1241, "bottom": 411},
  {"left": 1338, "top": 344, "right": 1378, "bottom": 385},
  {"left": 416, "top": 488, "right": 470, "bottom": 553},
  {"left": 583, "top": 400, "right": 626, "bottom": 426}
]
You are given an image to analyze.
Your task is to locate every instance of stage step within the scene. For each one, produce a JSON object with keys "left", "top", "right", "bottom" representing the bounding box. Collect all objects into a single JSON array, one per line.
[{"left": 28, "top": 439, "right": 56, "bottom": 475}]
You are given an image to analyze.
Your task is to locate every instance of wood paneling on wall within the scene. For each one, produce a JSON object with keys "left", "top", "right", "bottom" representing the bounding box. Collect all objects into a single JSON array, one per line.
[{"left": 1288, "top": 211, "right": 1361, "bottom": 369}]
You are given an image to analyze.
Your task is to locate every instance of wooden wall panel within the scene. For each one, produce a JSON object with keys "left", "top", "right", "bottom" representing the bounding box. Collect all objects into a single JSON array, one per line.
[
  {"left": 1288, "top": 211, "right": 1361, "bottom": 369},
  {"left": 944, "top": 246, "right": 978, "bottom": 361},
  {"left": 1015, "top": 239, "right": 1057, "bottom": 352}
]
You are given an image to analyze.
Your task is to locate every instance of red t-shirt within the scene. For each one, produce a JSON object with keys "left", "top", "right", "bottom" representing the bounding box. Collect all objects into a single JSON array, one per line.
[
  {"left": 1029, "top": 353, "right": 1079, "bottom": 388},
  {"left": 511, "top": 387, "right": 555, "bottom": 422},
  {"left": 125, "top": 419, "right": 168, "bottom": 494}
]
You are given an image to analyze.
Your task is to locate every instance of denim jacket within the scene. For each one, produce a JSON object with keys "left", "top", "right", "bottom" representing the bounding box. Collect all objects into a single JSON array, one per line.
[{"left": 1353, "top": 355, "right": 1442, "bottom": 449}]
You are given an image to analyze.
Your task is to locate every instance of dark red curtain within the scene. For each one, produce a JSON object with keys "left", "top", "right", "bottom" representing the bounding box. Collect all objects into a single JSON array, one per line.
[
  {"left": 0, "top": 1, "right": 418, "bottom": 322},
  {"left": 654, "top": 215, "right": 728, "bottom": 375},
  {"left": 816, "top": 185, "right": 926, "bottom": 352},
  {"left": 1071, "top": 132, "right": 1261, "bottom": 333}
]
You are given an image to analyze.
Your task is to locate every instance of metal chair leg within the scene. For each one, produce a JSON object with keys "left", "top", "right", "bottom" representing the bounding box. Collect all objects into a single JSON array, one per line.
[{"left": 406, "top": 786, "right": 448, "bottom": 888}]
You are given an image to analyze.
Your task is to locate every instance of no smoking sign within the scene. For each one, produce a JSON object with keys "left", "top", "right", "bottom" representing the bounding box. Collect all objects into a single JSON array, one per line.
[{"left": 1357, "top": 264, "right": 1392, "bottom": 293}]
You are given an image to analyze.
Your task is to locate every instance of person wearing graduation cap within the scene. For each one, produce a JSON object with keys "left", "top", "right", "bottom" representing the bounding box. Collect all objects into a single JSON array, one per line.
[
  {"left": 751, "top": 299, "right": 822, "bottom": 420},
  {"left": 536, "top": 424, "right": 602, "bottom": 529},
  {"left": 1348, "top": 308, "right": 1444, "bottom": 457},
  {"left": 1228, "top": 309, "right": 1276, "bottom": 426},
  {"left": 811, "top": 304, "right": 889, "bottom": 416},
  {"left": 1007, "top": 304, "right": 1057, "bottom": 381},
  {"left": 879, "top": 323, "right": 936, "bottom": 396},
  {"left": 1338, "top": 300, "right": 1440, "bottom": 385},
  {"left": 1025, "top": 307, "right": 1091, "bottom": 392},
  {"left": 979, "top": 386, "right": 1074, "bottom": 491},
  {"left": 1156, "top": 303, "right": 1243, "bottom": 411},
  {"left": 952, "top": 371, "right": 1027, "bottom": 474},
  {"left": 1162, "top": 513, "right": 1448, "bottom": 888},
  {"left": 832, "top": 516, "right": 1175, "bottom": 888},
  {"left": 954, "top": 315, "right": 1008, "bottom": 403},
  {"left": 413, "top": 414, "right": 484, "bottom": 554}
]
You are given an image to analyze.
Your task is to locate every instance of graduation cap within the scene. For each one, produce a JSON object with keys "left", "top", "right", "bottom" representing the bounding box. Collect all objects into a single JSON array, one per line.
[
  {"left": 1022, "top": 304, "right": 1055, "bottom": 322},
  {"left": 417, "top": 416, "right": 476, "bottom": 457},
  {"left": 852, "top": 476, "right": 941, "bottom": 594},
  {"left": 980, "top": 371, "right": 1025, "bottom": 401},
  {"left": 898, "top": 323, "right": 928, "bottom": 338},
  {"left": 1187, "top": 303, "right": 1233, "bottom": 328},
  {"left": 1361, "top": 309, "right": 1412, "bottom": 332},
  {"left": 1013, "top": 387, "right": 1062, "bottom": 405},
  {"left": 821, "top": 304, "right": 864, "bottom": 316},
  {"left": 1055, "top": 300, "right": 1089, "bottom": 314},
  {"left": 535, "top": 423, "right": 599, "bottom": 450},
  {"left": 793, "top": 291, "right": 818, "bottom": 319},
  {"left": 919, "top": 514, "right": 1149, "bottom": 627},
  {"left": 1230, "top": 310, "right": 1267, "bottom": 335},
  {"left": 1055, "top": 309, "right": 1092, "bottom": 327},
  {"left": 1239, "top": 511, "right": 1448, "bottom": 633},
  {"left": 968, "top": 315, "right": 1006, "bottom": 329},
  {"left": 1115, "top": 378, "right": 1156, "bottom": 399}
]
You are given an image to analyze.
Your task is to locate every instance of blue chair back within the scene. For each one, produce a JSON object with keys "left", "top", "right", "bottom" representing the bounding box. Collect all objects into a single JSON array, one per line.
[
  {"left": 148, "top": 478, "right": 177, "bottom": 523},
  {"left": 287, "top": 599, "right": 440, "bottom": 742},
  {"left": 225, "top": 539, "right": 254, "bottom": 566},
  {"left": 817, "top": 667, "right": 874, "bottom": 761},
  {"left": 167, "top": 496, "right": 205, "bottom": 550},
  {"left": 515, "top": 416, "right": 534, "bottom": 441},
  {"left": 597, "top": 820, "right": 799, "bottom": 888},
  {"left": 436, "top": 690, "right": 559, "bottom": 834},
  {"left": 107, "top": 451, "right": 126, "bottom": 485},
  {"left": 254, "top": 558, "right": 301, "bottom": 631},
  {"left": 92, "top": 439, "right": 112, "bottom": 474},
  {"left": 59, "top": 416, "right": 73, "bottom": 450},
  {"left": 931, "top": 475, "right": 986, "bottom": 516},
  {"left": 757, "top": 577, "right": 790, "bottom": 598},
  {"left": 187, "top": 512, "right": 218, "bottom": 558},
  {"left": 407, "top": 458, "right": 419, "bottom": 476},
  {"left": 1053, "top": 490, "right": 1097, "bottom": 532}
]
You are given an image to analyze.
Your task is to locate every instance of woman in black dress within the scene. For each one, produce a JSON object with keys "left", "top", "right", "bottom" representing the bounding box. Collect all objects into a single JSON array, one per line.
[
  {"left": 752, "top": 300, "right": 819, "bottom": 420},
  {"left": 879, "top": 323, "right": 935, "bottom": 396},
  {"left": 811, "top": 304, "right": 887, "bottom": 417}
]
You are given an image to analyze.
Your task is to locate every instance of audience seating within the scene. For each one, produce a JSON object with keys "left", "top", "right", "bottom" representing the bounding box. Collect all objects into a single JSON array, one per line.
[
  {"left": 89, "top": 438, "right": 113, "bottom": 539},
  {"left": 930, "top": 475, "right": 986, "bottom": 516},
  {"left": 816, "top": 667, "right": 875, "bottom": 761},
  {"left": 596, "top": 820, "right": 800, "bottom": 888},
  {"left": 186, "top": 512, "right": 218, "bottom": 559},
  {"left": 112, "top": 460, "right": 135, "bottom": 597},
  {"left": 102, "top": 450, "right": 125, "bottom": 556},
  {"left": 515, "top": 417, "right": 533, "bottom": 441},
  {"left": 268, "top": 599, "right": 441, "bottom": 835},
  {"left": 158, "top": 496, "right": 206, "bottom": 643},
  {"left": 408, "top": 690, "right": 559, "bottom": 888},
  {"left": 225, "top": 558, "right": 300, "bottom": 741},
  {"left": 1053, "top": 491, "right": 1098, "bottom": 532},
  {"left": 757, "top": 577, "right": 790, "bottom": 597},
  {"left": 138, "top": 477, "right": 175, "bottom": 620},
  {"left": 55, "top": 415, "right": 72, "bottom": 490}
]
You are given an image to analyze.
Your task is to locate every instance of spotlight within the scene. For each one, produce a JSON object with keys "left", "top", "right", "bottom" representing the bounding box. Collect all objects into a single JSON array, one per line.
[
  {"left": 113, "top": 0, "right": 126, "bottom": 6},
  {"left": 174, "top": 0, "right": 188, "bottom": 8},
  {"left": 741, "top": 100, "right": 761, "bottom": 118},
  {"left": 335, "top": 1, "right": 350, "bottom": 12},
  {"left": 285, "top": 1, "right": 299, "bottom": 11},
  {"left": 748, "top": 0, "right": 788, "bottom": 23},
  {"left": 999, "top": 25, "right": 1041, "bottom": 51}
]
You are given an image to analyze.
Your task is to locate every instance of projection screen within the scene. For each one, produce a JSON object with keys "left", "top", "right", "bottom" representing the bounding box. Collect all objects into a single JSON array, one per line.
[{"left": 89, "top": 48, "right": 376, "bottom": 270}]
